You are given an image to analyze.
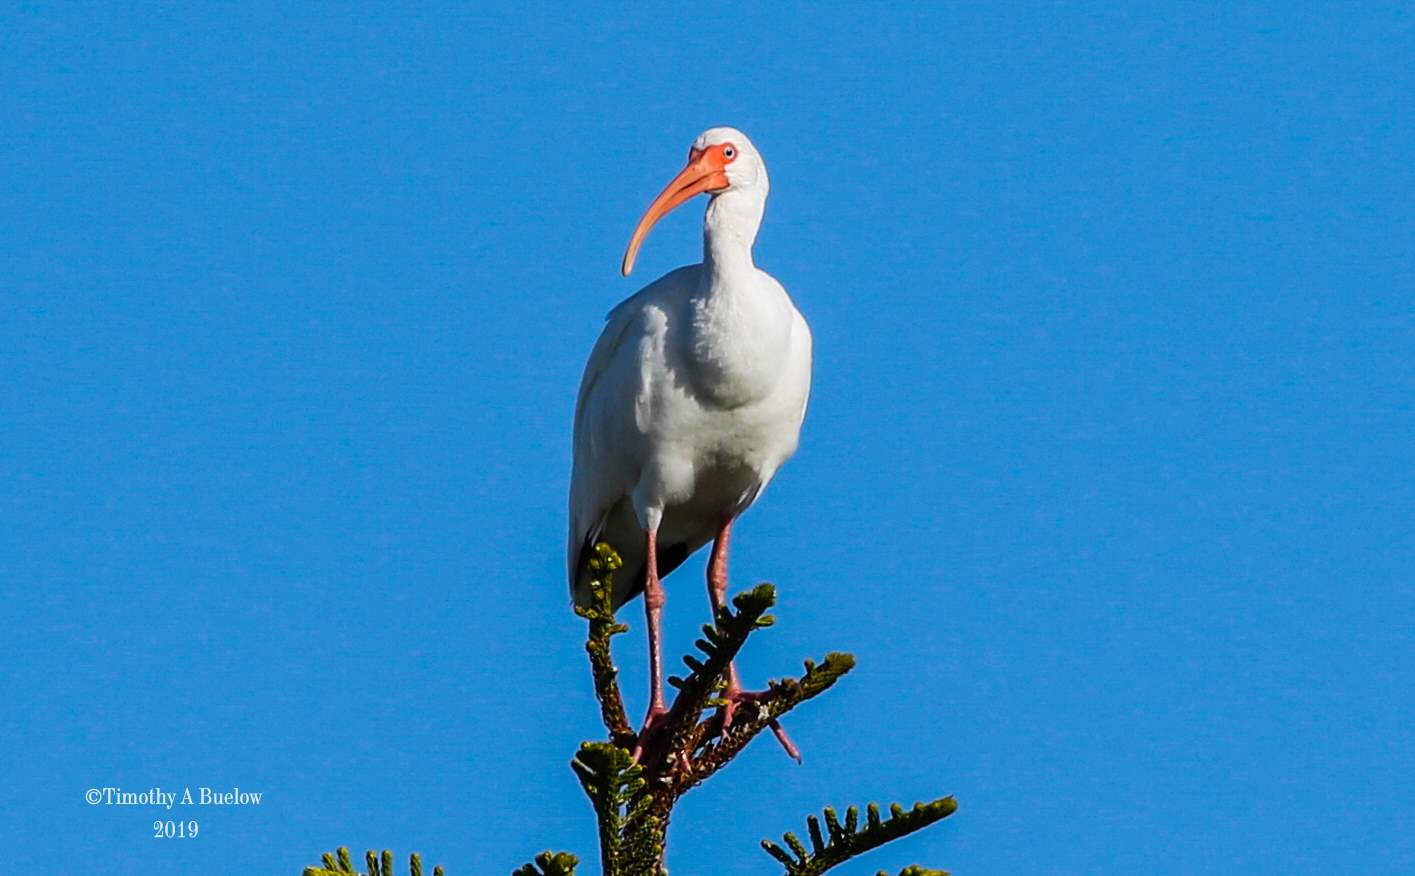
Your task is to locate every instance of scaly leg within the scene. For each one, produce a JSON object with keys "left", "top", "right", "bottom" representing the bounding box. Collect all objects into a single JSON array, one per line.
[
  {"left": 633, "top": 527, "right": 670, "bottom": 760},
  {"left": 707, "top": 517, "right": 801, "bottom": 762}
]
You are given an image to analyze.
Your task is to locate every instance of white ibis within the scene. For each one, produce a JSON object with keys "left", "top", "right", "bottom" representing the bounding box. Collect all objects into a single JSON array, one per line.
[{"left": 567, "top": 127, "right": 812, "bottom": 757}]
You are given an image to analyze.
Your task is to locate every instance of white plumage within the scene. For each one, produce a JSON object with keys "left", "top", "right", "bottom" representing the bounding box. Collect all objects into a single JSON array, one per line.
[
  {"left": 568, "top": 128, "right": 811, "bottom": 605},
  {"left": 565, "top": 127, "right": 812, "bottom": 746}
]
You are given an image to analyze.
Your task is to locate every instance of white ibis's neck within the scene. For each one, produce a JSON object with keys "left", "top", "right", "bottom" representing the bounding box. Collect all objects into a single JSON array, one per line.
[
  {"left": 687, "top": 184, "right": 789, "bottom": 407},
  {"left": 702, "top": 188, "right": 765, "bottom": 283}
]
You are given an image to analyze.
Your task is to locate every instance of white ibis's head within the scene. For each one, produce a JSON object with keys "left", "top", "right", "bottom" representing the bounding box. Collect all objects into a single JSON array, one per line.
[{"left": 621, "top": 127, "right": 768, "bottom": 276}]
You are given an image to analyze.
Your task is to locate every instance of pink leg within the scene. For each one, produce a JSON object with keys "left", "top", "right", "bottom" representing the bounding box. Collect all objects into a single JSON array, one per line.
[
  {"left": 706, "top": 519, "right": 731, "bottom": 614},
  {"left": 644, "top": 528, "right": 667, "bottom": 716},
  {"left": 707, "top": 518, "right": 742, "bottom": 694},
  {"left": 708, "top": 517, "right": 801, "bottom": 762},
  {"left": 633, "top": 528, "right": 670, "bottom": 759}
]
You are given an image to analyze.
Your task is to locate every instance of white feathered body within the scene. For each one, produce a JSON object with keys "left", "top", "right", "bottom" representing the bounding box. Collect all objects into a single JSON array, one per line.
[{"left": 569, "top": 261, "right": 812, "bottom": 607}]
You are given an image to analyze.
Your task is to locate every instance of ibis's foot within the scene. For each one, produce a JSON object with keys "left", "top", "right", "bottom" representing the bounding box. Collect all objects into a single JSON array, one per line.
[
  {"left": 718, "top": 686, "right": 803, "bottom": 763},
  {"left": 631, "top": 706, "right": 672, "bottom": 762}
]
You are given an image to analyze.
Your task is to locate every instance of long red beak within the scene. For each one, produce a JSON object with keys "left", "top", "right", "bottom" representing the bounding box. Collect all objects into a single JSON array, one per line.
[{"left": 621, "top": 149, "right": 730, "bottom": 277}]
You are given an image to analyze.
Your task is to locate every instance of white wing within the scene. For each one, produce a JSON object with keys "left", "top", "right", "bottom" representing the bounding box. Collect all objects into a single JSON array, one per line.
[{"left": 567, "top": 266, "right": 700, "bottom": 603}]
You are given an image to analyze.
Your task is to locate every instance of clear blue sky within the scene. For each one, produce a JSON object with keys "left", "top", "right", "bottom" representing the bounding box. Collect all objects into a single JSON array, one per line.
[{"left": 3, "top": 4, "right": 1411, "bottom": 874}]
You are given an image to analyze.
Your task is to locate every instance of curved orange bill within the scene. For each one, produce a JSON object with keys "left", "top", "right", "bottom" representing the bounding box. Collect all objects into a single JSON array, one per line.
[{"left": 621, "top": 150, "right": 729, "bottom": 276}]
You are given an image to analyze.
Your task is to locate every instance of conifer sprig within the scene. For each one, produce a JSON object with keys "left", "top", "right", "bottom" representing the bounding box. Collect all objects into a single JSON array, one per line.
[
  {"left": 657, "top": 582, "right": 779, "bottom": 768},
  {"left": 570, "top": 742, "right": 663, "bottom": 874},
  {"left": 512, "top": 851, "right": 580, "bottom": 876},
  {"left": 302, "top": 848, "right": 444, "bottom": 876},
  {"left": 761, "top": 797, "right": 958, "bottom": 876},
  {"left": 573, "top": 543, "right": 636, "bottom": 748},
  {"left": 685, "top": 652, "right": 855, "bottom": 787}
]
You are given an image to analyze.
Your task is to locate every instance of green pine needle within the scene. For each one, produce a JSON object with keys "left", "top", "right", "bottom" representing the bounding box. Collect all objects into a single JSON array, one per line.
[
  {"left": 762, "top": 796, "right": 958, "bottom": 876},
  {"left": 303, "top": 848, "right": 446, "bottom": 876},
  {"left": 512, "top": 851, "right": 580, "bottom": 876}
]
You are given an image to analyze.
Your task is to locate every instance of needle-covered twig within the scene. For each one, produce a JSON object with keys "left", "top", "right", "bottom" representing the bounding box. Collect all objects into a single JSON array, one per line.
[
  {"left": 573, "top": 543, "right": 636, "bottom": 748},
  {"left": 570, "top": 742, "right": 663, "bottom": 875},
  {"left": 684, "top": 651, "right": 855, "bottom": 788},
  {"left": 302, "top": 848, "right": 444, "bottom": 876},
  {"left": 652, "top": 582, "right": 779, "bottom": 767},
  {"left": 511, "top": 851, "right": 580, "bottom": 876},
  {"left": 761, "top": 797, "right": 959, "bottom": 876}
]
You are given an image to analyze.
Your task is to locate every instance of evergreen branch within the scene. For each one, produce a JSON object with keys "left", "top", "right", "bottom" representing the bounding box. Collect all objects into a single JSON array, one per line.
[
  {"left": 511, "top": 851, "right": 579, "bottom": 876},
  {"left": 761, "top": 797, "right": 958, "bottom": 876},
  {"left": 304, "top": 550, "right": 955, "bottom": 876},
  {"left": 687, "top": 652, "right": 856, "bottom": 785},
  {"left": 659, "top": 583, "right": 778, "bottom": 767},
  {"left": 573, "top": 543, "right": 636, "bottom": 748},
  {"left": 303, "top": 849, "right": 444, "bottom": 876},
  {"left": 620, "top": 811, "right": 669, "bottom": 876},
  {"left": 571, "top": 742, "right": 663, "bottom": 875}
]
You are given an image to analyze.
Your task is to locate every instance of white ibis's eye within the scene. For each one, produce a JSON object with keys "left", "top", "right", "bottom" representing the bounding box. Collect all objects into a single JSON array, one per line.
[{"left": 723, "top": 145, "right": 736, "bottom": 160}]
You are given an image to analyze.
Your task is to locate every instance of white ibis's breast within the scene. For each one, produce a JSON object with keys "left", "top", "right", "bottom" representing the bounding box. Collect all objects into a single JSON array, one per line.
[
  {"left": 634, "top": 268, "right": 812, "bottom": 515},
  {"left": 567, "top": 262, "right": 812, "bottom": 603}
]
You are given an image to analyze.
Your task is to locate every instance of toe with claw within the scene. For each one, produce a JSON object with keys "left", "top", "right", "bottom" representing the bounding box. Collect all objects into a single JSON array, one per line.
[{"left": 716, "top": 679, "right": 802, "bottom": 763}]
